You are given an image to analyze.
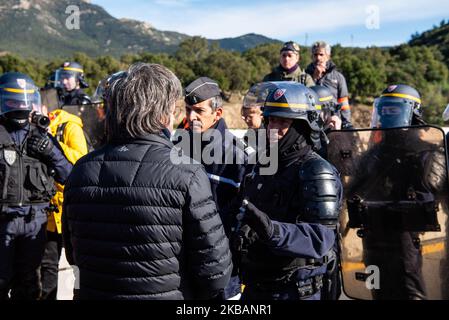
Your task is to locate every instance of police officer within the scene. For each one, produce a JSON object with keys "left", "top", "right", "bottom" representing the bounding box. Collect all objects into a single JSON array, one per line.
[
  {"left": 176, "top": 77, "right": 251, "bottom": 300},
  {"left": 358, "top": 84, "right": 431, "bottom": 299},
  {"left": 89, "top": 72, "right": 126, "bottom": 149},
  {"left": 236, "top": 82, "right": 342, "bottom": 300},
  {"left": 263, "top": 41, "right": 315, "bottom": 87},
  {"left": 311, "top": 85, "right": 342, "bottom": 132},
  {"left": 0, "top": 72, "right": 72, "bottom": 300},
  {"left": 308, "top": 85, "right": 344, "bottom": 300},
  {"left": 54, "top": 62, "right": 91, "bottom": 106}
]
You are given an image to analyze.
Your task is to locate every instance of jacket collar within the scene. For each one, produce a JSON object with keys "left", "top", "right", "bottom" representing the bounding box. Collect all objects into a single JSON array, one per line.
[{"left": 117, "top": 133, "right": 174, "bottom": 149}]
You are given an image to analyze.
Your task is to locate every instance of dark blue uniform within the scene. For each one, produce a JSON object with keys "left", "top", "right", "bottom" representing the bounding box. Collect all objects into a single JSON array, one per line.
[
  {"left": 176, "top": 118, "right": 250, "bottom": 299},
  {"left": 0, "top": 124, "right": 72, "bottom": 300},
  {"left": 238, "top": 149, "right": 342, "bottom": 300}
]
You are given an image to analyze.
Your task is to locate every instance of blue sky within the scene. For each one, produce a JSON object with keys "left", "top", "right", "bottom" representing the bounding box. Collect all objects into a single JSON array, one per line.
[{"left": 90, "top": 0, "right": 449, "bottom": 47}]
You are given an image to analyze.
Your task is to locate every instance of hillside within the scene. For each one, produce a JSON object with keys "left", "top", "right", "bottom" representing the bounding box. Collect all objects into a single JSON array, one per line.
[
  {"left": 211, "top": 33, "right": 281, "bottom": 52},
  {"left": 409, "top": 20, "right": 449, "bottom": 65},
  {"left": 0, "top": 0, "right": 280, "bottom": 59}
]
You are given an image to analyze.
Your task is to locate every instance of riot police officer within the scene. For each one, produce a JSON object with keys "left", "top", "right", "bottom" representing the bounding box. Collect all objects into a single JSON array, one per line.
[
  {"left": 89, "top": 71, "right": 126, "bottom": 149},
  {"left": 0, "top": 72, "right": 72, "bottom": 300},
  {"left": 235, "top": 82, "right": 342, "bottom": 300},
  {"left": 361, "top": 84, "right": 431, "bottom": 300},
  {"left": 308, "top": 87, "right": 343, "bottom": 300},
  {"left": 54, "top": 62, "right": 91, "bottom": 106},
  {"left": 311, "top": 85, "right": 342, "bottom": 132}
]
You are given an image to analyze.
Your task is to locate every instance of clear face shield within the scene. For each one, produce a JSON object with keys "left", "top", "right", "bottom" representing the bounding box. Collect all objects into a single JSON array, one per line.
[
  {"left": 54, "top": 69, "right": 78, "bottom": 91},
  {"left": 0, "top": 83, "right": 41, "bottom": 117},
  {"left": 370, "top": 97, "right": 414, "bottom": 129},
  {"left": 92, "top": 79, "right": 107, "bottom": 121}
]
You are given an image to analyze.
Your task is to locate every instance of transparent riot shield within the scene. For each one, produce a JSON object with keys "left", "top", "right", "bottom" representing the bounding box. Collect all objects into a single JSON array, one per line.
[
  {"left": 61, "top": 104, "right": 105, "bottom": 150},
  {"left": 327, "top": 126, "right": 449, "bottom": 300},
  {"left": 40, "top": 88, "right": 62, "bottom": 112}
]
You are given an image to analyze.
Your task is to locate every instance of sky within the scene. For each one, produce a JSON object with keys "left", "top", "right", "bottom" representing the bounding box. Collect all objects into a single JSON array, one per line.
[{"left": 90, "top": 0, "right": 449, "bottom": 47}]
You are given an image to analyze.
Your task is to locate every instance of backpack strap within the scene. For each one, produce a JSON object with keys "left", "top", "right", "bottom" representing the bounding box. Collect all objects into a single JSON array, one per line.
[{"left": 55, "top": 122, "right": 68, "bottom": 143}]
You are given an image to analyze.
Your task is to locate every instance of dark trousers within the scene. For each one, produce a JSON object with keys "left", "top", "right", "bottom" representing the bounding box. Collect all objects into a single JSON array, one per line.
[
  {"left": 364, "top": 231, "right": 426, "bottom": 300},
  {"left": 321, "top": 243, "right": 342, "bottom": 300},
  {"left": 40, "top": 231, "right": 63, "bottom": 300},
  {"left": 0, "top": 215, "right": 47, "bottom": 300},
  {"left": 242, "top": 286, "right": 321, "bottom": 300}
]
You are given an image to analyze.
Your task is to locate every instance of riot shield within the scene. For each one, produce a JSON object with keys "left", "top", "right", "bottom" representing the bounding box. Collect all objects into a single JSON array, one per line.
[
  {"left": 40, "top": 88, "right": 62, "bottom": 112},
  {"left": 327, "top": 126, "right": 449, "bottom": 300},
  {"left": 61, "top": 104, "right": 105, "bottom": 150}
]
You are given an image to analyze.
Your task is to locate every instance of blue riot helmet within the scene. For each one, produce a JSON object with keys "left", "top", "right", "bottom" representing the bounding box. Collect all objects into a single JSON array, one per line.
[
  {"left": 0, "top": 72, "right": 41, "bottom": 128},
  {"left": 91, "top": 71, "right": 127, "bottom": 121},
  {"left": 243, "top": 82, "right": 277, "bottom": 109},
  {"left": 310, "top": 85, "right": 338, "bottom": 123},
  {"left": 54, "top": 61, "right": 89, "bottom": 90},
  {"left": 263, "top": 81, "right": 324, "bottom": 149},
  {"left": 310, "top": 85, "right": 337, "bottom": 111},
  {"left": 371, "top": 84, "right": 422, "bottom": 129},
  {"left": 92, "top": 71, "right": 127, "bottom": 105}
]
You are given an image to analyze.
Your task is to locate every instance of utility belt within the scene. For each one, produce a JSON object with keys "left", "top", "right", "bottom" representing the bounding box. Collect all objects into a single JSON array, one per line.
[
  {"left": 251, "top": 274, "right": 324, "bottom": 299},
  {"left": 0, "top": 203, "right": 51, "bottom": 222}
]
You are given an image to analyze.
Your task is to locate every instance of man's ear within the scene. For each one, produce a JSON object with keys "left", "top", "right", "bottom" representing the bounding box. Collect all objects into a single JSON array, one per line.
[{"left": 214, "top": 107, "right": 223, "bottom": 120}]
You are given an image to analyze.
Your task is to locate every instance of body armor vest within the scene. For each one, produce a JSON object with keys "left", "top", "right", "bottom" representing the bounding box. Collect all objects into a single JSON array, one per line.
[
  {"left": 0, "top": 125, "right": 56, "bottom": 207},
  {"left": 241, "top": 152, "right": 341, "bottom": 284}
]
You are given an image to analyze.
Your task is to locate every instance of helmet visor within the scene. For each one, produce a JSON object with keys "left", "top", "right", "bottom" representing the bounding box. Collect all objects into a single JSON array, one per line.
[
  {"left": 371, "top": 98, "right": 413, "bottom": 128},
  {"left": 54, "top": 69, "right": 78, "bottom": 89},
  {"left": 243, "top": 82, "right": 276, "bottom": 109},
  {"left": 92, "top": 79, "right": 106, "bottom": 104},
  {"left": 0, "top": 84, "right": 41, "bottom": 116}
]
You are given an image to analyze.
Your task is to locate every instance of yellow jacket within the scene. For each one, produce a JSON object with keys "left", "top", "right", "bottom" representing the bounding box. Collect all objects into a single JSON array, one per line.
[{"left": 47, "top": 109, "right": 88, "bottom": 233}]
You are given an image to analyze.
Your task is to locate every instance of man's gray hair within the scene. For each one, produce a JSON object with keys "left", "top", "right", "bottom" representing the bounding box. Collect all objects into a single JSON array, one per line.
[
  {"left": 312, "top": 41, "right": 331, "bottom": 56},
  {"left": 105, "top": 63, "right": 182, "bottom": 141},
  {"left": 210, "top": 95, "right": 223, "bottom": 111}
]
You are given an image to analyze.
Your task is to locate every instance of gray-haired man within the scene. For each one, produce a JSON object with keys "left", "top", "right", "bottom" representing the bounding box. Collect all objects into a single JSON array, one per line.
[
  {"left": 62, "top": 64, "right": 232, "bottom": 300},
  {"left": 306, "top": 41, "right": 353, "bottom": 129}
]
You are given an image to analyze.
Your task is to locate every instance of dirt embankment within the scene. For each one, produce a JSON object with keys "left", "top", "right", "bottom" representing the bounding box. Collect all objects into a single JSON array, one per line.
[{"left": 175, "top": 93, "right": 373, "bottom": 129}]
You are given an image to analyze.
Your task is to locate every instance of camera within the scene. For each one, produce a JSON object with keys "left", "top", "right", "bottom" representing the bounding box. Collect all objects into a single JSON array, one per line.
[{"left": 31, "top": 113, "right": 50, "bottom": 130}]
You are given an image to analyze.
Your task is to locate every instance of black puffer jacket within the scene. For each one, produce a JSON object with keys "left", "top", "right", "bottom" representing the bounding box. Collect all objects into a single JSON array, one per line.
[{"left": 62, "top": 133, "right": 232, "bottom": 300}]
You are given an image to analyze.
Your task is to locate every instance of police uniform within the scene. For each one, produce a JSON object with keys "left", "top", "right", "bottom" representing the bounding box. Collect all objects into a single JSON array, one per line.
[
  {"left": 178, "top": 77, "right": 252, "bottom": 300},
  {"left": 263, "top": 41, "right": 315, "bottom": 87},
  {"left": 0, "top": 72, "right": 72, "bottom": 300},
  {"left": 236, "top": 82, "right": 342, "bottom": 300},
  {"left": 360, "top": 84, "right": 429, "bottom": 299},
  {"left": 54, "top": 62, "right": 91, "bottom": 106}
]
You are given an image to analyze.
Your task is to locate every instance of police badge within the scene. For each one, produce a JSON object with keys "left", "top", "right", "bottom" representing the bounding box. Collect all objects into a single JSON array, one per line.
[{"left": 4, "top": 149, "right": 16, "bottom": 165}]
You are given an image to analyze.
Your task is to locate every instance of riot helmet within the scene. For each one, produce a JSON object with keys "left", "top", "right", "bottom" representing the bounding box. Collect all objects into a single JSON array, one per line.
[
  {"left": 243, "top": 82, "right": 276, "bottom": 109},
  {"left": 310, "top": 85, "right": 337, "bottom": 122},
  {"left": 92, "top": 71, "right": 127, "bottom": 105},
  {"left": 0, "top": 72, "right": 41, "bottom": 129},
  {"left": 371, "top": 84, "right": 422, "bottom": 128},
  {"left": 54, "top": 61, "right": 89, "bottom": 91},
  {"left": 92, "top": 71, "right": 127, "bottom": 120},
  {"left": 263, "top": 81, "right": 324, "bottom": 149}
]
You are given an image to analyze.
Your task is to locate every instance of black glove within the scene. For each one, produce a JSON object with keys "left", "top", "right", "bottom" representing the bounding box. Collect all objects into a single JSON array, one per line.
[
  {"left": 27, "top": 134, "right": 54, "bottom": 159},
  {"left": 243, "top": 201, "right": 274, "bottom": 242}
]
